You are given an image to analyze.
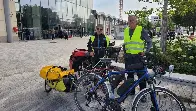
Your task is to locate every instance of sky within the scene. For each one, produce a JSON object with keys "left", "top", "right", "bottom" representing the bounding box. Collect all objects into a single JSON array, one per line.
[{"left": 93, "top": 0, "right": 161, "bottom": 20}]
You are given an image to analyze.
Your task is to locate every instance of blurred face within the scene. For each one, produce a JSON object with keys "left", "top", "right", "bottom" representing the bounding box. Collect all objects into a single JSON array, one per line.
[
  {"left": 128, "top": 16, "right": 137, "bottom": 29},
  {"left": 96, "top": 27, "right": 103, "bottom": 35}
]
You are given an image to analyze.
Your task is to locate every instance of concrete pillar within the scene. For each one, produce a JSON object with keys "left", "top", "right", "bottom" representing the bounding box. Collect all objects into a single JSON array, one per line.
[
  {"left": 3, "top": 0, "right": 13, "bottom": 43},
  {"left": 109, "top": 19, "right": 111, "bottom": 35},
  {"left": 94, "top": 18, "right": 98, "bottom": 31},
  {"left": 98, "top": 15, "right": 100, "bottom": 24},
  {"left": 95, "top": 18, "right": 97, "bottom": 27},
  {"left": 104, "top": 18, "right": 107, "bottom": 34},
  {"left": 103, "top": 17, "right": 105, "bottom": 34}
]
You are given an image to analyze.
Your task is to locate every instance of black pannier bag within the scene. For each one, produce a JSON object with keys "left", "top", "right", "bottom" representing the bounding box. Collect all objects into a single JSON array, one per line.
[
  {"left": 117, "top": 78, "right": 135, "bottom": 96},
  {"left": 109, "top": 74, "right": 124, "bottom": 89}
]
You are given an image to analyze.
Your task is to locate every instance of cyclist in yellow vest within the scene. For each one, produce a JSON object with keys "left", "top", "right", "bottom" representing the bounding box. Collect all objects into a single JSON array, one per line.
[
  {"left": 124, "top": 15, "right": 152, "bottom": 99},
  {"left": 87, "top": 24, "right": 110, "bottom": 65}
]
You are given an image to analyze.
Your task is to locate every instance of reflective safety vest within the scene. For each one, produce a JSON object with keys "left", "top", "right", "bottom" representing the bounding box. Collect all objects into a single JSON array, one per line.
[
  {"left": 124, "top": 25, "right": 144, "bottom": 54},
  {"left": 90, "top": 35, "right": 110, "bottom": 49}
]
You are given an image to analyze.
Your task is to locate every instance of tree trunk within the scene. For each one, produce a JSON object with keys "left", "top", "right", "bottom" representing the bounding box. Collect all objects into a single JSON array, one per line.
[
  {"left": 189, "top": 26, "right": 190, "bottom": 32},
  {"left": 160, "top": 0, "right": 168, "bottom": 53},
  {"left": 193, "top": 25, "right": 195, "bottom": 33}
]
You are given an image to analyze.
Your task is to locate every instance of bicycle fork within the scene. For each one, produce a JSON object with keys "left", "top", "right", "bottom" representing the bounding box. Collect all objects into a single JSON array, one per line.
[{"left": 149, "top": 84, "right": 159, "bottom": 111}]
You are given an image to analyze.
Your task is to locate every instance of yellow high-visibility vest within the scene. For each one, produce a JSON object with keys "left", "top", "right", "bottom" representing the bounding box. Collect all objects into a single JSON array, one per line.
[
  {"left": 90, "top": 35, "right": 110, "bottom": 51},
  {"left": 124, "top": 25, "right": 144, "bottom": 54}
]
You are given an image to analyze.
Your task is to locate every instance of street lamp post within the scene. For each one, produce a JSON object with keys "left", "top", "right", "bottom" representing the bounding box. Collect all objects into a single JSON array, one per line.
[
  {"left": 19, "top": 6, "right": 23, "bottom": 40},
  {"left": 80, "top": 23, "right": 82, "bottom": 38},
  {"left": 83, "top": 21, "right": 85, "bottom": 36}
]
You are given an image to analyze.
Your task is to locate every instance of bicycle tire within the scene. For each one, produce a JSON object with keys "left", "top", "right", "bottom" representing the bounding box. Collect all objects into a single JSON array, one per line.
[
  {"left": 74, "top": 73, "right": 109, "bottom": 111},
  {"left": 132, "top": 86, "right": 186, "bottom": 111}
]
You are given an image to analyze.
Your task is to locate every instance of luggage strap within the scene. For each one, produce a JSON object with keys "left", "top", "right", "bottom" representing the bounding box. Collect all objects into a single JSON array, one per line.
[{"left": 46, "top": 67, "right": 61, "bottom": 88}]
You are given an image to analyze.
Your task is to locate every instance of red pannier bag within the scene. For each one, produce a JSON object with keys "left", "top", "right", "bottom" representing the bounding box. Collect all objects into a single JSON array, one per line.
[
  {"left": 72, "top": 49, "right": 87, "bottom": 57},
  {"left": 69, "top": 49, "right": 88, "bottom": 70}
]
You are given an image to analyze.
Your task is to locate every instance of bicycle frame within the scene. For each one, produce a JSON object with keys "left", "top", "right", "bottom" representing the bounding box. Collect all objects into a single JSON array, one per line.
[{"left": 89, "top": 67, "right": 160, "bottom": 111}]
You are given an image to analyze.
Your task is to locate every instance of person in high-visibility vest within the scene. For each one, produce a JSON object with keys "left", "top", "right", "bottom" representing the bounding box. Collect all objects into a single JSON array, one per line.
[
  {"left": 123, "top": 15, "right": 152, "bottom": 101},
  {"left": 87, "top": 24, "right": 110, "bottom": 65}
]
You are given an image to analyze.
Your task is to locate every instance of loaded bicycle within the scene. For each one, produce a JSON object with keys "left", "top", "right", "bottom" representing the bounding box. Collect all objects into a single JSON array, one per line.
[
  {"left": 74, "top": 49, "right": 186, "bottom": 111},
  {"left": 69, "top": 45, "right": 121, "bottom": 78}
]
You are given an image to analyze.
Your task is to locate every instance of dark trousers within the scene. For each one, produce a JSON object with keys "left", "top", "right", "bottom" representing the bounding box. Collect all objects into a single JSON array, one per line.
[
  {"left": 51, "top": 34, "right": 55, "bottom": 40},
  {"left": 125, "top": 54, "right": 146, "bottom": 94}
]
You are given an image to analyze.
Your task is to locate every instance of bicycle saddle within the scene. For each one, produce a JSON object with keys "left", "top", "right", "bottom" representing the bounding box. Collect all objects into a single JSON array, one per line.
[{"left": 99, "top": 58, "right": 113, "bottom": 63}]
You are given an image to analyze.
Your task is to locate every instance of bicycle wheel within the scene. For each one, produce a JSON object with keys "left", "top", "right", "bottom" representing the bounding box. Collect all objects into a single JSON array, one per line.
[
  {"left": 132, "top": 86, "right": 186, "bottom": 111},
  {"left": 74, "top": 73, "right": 109, "bottom": 111}
]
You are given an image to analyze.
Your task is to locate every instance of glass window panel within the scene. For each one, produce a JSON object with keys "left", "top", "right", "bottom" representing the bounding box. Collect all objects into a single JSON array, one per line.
[
  {"left": 56, "top": 0, "right": 61, "bottom": 12},
  {"left": 18, "top": 0, "right": 95, "bottom": 38},
  {"left": 49, "top": 0, "right": 60, "bottom": 30},
  {"left": 31, "top": 0, "right": 41, "bottom": 6},
  {"left": 20, "top": 0, "right": 30, "bottom": 6},
  {"left": 49, "top": 0, "right": 56, "bottom": 12},
  {"left": 41, "top": 0, "right": 49, "bottom": 8},
  {"left": 15, "top": 3, "right": 20, "bottom": 12},
  {"left": 31, "top": 0, "right": 41, "bottom": 39},
  {"left": 41, "top": 0, "right": 49, "bottom": 30}
]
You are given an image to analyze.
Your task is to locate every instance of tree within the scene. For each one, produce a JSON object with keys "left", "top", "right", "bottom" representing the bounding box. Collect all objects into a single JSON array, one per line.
[
  {"left": 72, "top": 14, "right": 83, "bottom": 28},
  {"left": 139, "top": 0, "right": 196, "bottom": 52},
  {"left": 172, "top": 10, "right": 196, "bottom": 33},
  {"left": 125, "top": 7, "right": 154, "bottom": 29},
  {"left": 168, "top": 0, "right": 196, "bottom": 15},
  {"left": 160, "top": 0, "right": 168, "bottom": 52},
  {"left": 86, "top": 15, "right": 95, "bottom": 34},
  {"left": 155, "top": 21, "right": 161, "bottom": 27}
]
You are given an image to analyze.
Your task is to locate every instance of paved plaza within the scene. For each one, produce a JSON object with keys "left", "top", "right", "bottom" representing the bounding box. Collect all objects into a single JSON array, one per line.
[
  {"left": 0, "top": 37, "right": 194, "bottom": 111},
  {"left": 0, "top": 37, "right": 89, "bottom": 111}
]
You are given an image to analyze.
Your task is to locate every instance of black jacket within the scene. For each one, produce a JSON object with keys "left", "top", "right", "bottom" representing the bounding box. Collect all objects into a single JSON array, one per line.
[
  {"left": 87, "top": 33, "right": 108, "bottom": 58},
  {"left": 87, "top": 33, "right": 108, "bottom": 52}
]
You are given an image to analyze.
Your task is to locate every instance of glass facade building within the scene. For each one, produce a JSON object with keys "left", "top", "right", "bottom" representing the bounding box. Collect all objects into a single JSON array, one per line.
[{"left": 16, "top": 0, "right": 94, "bottom": 39}]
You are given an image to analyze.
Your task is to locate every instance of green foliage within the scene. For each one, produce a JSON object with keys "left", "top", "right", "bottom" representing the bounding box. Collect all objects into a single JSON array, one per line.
[
  {"left": 150, "top": 38, "right": 196, "bottom": 75},
  {"left": 172, "top": 9, "right": 196, "bottom": 30},
  {"left": 125, "top": 7, "right": 153, "bottom": 18},
  {"left": 169, "top": 0, "right": 196, "bottom": 15},
  {"left": 125, "top": 7, "right": 153, "bottom": 29},
  {"left": 72, "top": 14, "right": 83, "bottom": 27},
  {"left": 139, "top": 0, "right": 196, "bottom": 14}
]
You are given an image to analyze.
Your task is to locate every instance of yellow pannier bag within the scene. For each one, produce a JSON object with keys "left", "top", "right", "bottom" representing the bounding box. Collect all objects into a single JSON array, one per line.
[
  {"left": 40, "top": 65, "right": 75, "bottom": 80},
  {"left": 40, "top": 66, "right": 75, "bottom": 92},
  {"left": 47, "top": 79, "right": 66, "bottom": 92},
  {"left": 40, "top": 66, "right": 61, "bottom": 80}
]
